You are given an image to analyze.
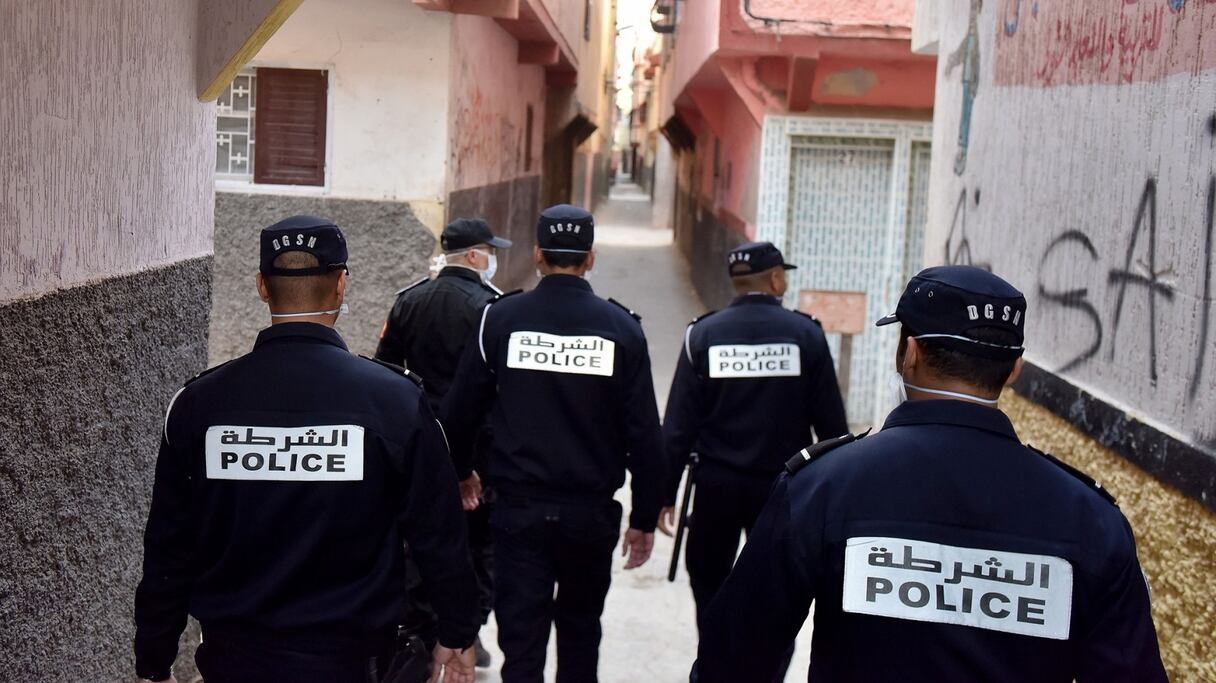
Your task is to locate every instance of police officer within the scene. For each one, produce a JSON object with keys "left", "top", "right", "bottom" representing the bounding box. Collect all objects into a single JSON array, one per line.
[
  {"left": 375, "top": 217, "right": 511, "bottom": 666},
  {"left": 441, "top": 204, "right": 665, "bottom": 683},
  {"left": 660, "top": 242, "right": 848, "bottom": 638},
  {"left": 133, "top": 216, "right": 480, "bottom": 683},
  {"left": 691, "top": 266, "right": 1167, "bottom": 682}
]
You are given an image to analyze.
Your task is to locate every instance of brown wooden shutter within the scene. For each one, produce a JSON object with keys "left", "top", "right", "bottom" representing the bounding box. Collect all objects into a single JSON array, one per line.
[{"left": 254, "top": 68, "right": 327, "bottom": 186}]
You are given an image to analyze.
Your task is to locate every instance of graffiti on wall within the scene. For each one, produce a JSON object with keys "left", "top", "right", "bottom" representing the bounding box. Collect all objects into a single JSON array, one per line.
[
  {"left": 945, "top": 0, "right": 983, "bottom": 175},
  {"left": 947, "top": 116, "right": 1216, "bottom": 396},
  {"left": 995, "top": 0, "right": 1216, "bottom": 87}
]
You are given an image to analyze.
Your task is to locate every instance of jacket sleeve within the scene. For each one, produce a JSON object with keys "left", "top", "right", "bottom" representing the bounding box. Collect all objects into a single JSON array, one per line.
[
  {"left": 691, "top": 475, "right": 818, "bottom": 682},
  {"left": 804, "top": 334, "right": 849, "bottom": 441},
  {"left": 1074, "top": 522, "right": 1168, "bottom": 682},
  {"left": 399, "top": 393, "right": 481, "bottom": 650},
  {"left": 374, "top": 297, "right": 409, "bottom": 367},
  {"left": 133, "top": 391, "right": 196, "bottom": 681},
  {"left": 439, "top": 307, "right": 498, "bottom": 480},
  {"left": 623, "top": 330, "right": 664, "bottom": 532},
  {"left": 661, "top": 337, "right": 703, "bottom": 506}
]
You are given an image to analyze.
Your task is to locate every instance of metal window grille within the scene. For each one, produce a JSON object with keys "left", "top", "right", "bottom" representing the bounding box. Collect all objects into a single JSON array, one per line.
[{"left": 215, "top": 70, "right": 256, "bottom": 181}]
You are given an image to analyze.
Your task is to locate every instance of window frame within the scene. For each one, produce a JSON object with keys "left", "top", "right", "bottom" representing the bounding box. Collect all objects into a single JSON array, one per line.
[{"left": 214, "top": 62, "right": 335, "bottom": 196}]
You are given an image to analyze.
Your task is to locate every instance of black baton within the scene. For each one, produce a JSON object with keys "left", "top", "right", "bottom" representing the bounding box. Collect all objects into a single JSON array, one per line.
[{"left": 668, "top": 454, "right": 698, "bottom": 582}]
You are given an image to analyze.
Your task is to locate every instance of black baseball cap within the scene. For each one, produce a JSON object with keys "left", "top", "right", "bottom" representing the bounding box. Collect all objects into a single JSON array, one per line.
[
  {"left": 441, "top": 217, "right": 512, "bottom": 251},
  {"left": 260, "top": 215, "right": 348, "bottom": 277},
  {"left": 727, "top": 241, "right": 797, "bottom": 276},
  {"left": 537, "top": 204, "right": 594, "bottom": 252},
  {"left": 876, "top": 265, "right": 1026, "bottom": 359}
]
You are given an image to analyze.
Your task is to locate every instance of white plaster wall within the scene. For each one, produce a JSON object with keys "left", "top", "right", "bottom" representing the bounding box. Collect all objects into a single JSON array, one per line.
[
  {"left": 924, "top": 0, "right": 1216, "bottom": 448},
  {"left": 251, "top": 0, "right": 453, "bottom": 202},
  {"left": 0, "top": 0, "right": 215, "bottom": 303}
]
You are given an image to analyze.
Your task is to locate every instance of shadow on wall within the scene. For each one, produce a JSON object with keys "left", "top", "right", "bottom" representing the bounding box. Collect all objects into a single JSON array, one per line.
[
  {"left": 447, "top": 174, "right": 542, "bottom": 291},
  {"left": 674, "top": 186, "right": 746, "bottom": 310},
  {"left": 210, "top": 193, "right": 436, "bottom": 365}
]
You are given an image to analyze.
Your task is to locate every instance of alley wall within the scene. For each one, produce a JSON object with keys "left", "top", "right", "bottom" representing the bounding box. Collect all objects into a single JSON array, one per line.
[
  {"left": 924, "top": 1, "right": 1216, "bottom": 677},
  {"left": 0, "top": 1, "right": 214, "bottom": 678}
]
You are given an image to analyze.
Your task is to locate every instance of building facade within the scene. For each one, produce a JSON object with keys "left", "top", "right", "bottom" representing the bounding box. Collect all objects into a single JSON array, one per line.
[
  {"left": 209, "top": 0, "right": 617, "bottom": 364},
  {"left": 642, "top": 0, "right": 937, "bottom": 426}
]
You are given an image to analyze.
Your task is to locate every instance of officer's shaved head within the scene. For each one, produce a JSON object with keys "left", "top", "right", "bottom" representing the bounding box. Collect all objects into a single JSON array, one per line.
[
  {"left": 730, "top": 266, "right": 786, "bottom": 297},
  {"left": 263, "top": 252, "right": 343, "bottom": 308}
]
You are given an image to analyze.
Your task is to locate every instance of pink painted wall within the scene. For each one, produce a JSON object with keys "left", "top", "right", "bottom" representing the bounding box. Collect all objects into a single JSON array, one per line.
[
  {"left": 2, "top": 0, "right": 214, "bottom": 302},
  {"left": 670, "top": 0, "right": 722, "bottom": 104},
  {"left": 993, "top": 0, "right": 1216, "bottom": 87},
  {"left": 447, "top": 14, "right": 547, "bottom": 192},
  {"left": 811, "top": 54, "right": 937, "bottom": 107},
  {"left": 741, "top": 0, "right": 914, "bottom": 32}
]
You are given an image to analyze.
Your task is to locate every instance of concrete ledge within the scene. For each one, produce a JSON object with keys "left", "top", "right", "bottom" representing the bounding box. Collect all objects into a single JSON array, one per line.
[{"left": 1014, "top": 360, "right": 1216, "bottom": 512}]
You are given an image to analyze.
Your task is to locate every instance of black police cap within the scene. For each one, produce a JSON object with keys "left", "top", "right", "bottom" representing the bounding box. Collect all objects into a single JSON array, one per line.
[
  {"left": 536, "top": 204, "right": 594, "bottom": 252},
  {"left": 727, "top": 241, "right": 797, "bottom": 276},
  {"left": 260, "top": 215, "right": 348, "bottom": 277},
  {"left": 876, "top": 265, "right": 1026, "bottom": 360},
  {"left": 441, "top": 217, "right": 512, "bottom": 251}
]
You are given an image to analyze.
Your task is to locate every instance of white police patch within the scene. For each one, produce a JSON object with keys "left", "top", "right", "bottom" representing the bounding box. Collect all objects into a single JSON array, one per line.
[
  {"left": 708, "top": 343, "right": 800, "bottom": 378},
  {"left": 507, "top": 331, "right": 615, "bottom": 377},
  {"left": 205, "top": 425, "right": 365, "bottom": 481},
  {"left": 842, "top": 536, "right": 1072, "bottom": 640}
]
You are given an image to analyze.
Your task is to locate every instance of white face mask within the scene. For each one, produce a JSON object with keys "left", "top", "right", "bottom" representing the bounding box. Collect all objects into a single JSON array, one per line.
[
  {"left": 481, "top": 253, "right": 498, "bottom": 283},
  {"left": 270, "top": 302, "right": 349, "bottom": 318},
  {"left": 889, "top": 371, "right": 909, "bottom": 405},
  {"left": 892, "top": 364, "right": 1000, "bottom": 406}
]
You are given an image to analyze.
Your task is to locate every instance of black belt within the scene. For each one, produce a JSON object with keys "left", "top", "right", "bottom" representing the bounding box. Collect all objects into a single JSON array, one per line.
[{"left": 494, "top": 481, "right": 614, "bottom": 506}]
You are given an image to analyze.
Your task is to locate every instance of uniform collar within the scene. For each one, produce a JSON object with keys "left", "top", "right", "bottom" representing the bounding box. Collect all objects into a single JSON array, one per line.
[
  {"left": 536, "top": 273, "right": 593, "bottom": 292},
  {"left": 882, "top": 399, "right": 1019, "bottom": 441},
  {"left": 438, "top": 265, "right": 482, "bottom": 283},
  {"left": 730, "top": 293, "right": 782, "bottom": 306},
  {"left": 254, "top": 322, "right": 349, "bottom": 351}
]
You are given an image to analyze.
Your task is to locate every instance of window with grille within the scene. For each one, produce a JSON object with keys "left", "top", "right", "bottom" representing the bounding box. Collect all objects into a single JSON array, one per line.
[{"left": 215, "top": 67, "right": 328, "bottom": 186}]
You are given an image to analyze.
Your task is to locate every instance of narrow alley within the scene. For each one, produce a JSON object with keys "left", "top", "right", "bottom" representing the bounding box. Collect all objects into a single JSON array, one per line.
[{"left": 473, "top": 180, "right": 816, "bottom": 682}]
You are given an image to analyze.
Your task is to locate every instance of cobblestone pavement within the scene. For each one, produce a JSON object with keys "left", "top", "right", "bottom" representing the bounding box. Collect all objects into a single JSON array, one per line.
[{"left": 475, "top": 181, "right": 816, "bottom": 682}]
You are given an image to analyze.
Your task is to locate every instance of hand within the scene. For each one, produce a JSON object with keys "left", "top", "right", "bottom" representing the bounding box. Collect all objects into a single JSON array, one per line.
[
  {"left": 429, "top": 644, "right": 477, "bottom": 683},
  {"left": 657, "top": 506, "right": 677, "bottom": 537},
  {"left": 621, "top": 528, "right": 655, "bottom": 569},
  {"left": 458, "top": 472, "right": 482, "bottom": 511}
]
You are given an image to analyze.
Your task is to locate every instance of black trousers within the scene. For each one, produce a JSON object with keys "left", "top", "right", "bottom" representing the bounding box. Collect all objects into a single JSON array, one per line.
[
  {"left": 491, "top": 495, "right": 622, "bottom": 683},
  {"left": 195, "top": 631, "right": 427, "bottom": 683},
  {"left": 685, "top": 464, "right": 793, "bottom": 680}
]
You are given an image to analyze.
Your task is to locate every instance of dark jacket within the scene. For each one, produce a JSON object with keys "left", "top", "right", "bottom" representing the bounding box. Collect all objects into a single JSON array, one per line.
[
  {"left": 134, "top": 323, "right": 479, "bottom": 680},
  {"left": 440, "top": 274, "right": 665, "bottom": 532},
  {"left": 375, "top": 267, "right": 500, "bottom": 411},
  {"left": 663, "top": 294, "right": 848, "bottom": 503},
  {"left": 692, "top": 400, "right": 1166, "bottom": 683}
]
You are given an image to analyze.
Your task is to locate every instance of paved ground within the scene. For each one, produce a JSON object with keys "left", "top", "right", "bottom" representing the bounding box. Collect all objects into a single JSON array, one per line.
[{"left": 474, "top": 181, "right": 816, "bottom": 682}]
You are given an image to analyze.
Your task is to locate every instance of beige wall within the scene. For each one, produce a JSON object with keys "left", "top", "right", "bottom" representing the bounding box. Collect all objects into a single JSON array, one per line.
[
  {"left": 1004, "top": 393, "right": 1216, "bottom": 682},
  {"left": 248, "top": 0, "right": 453, "bottom": 204},
  {"left": 1, "top": 0, "right": 215, "bottom": 302}
]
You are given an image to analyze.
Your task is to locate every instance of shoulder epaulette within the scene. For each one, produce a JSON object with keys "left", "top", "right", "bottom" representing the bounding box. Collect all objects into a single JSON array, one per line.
[
  {"left": 395, "top": 277, "right": 430, "bottom": 296},
  {"left": 794, "top": 309, "right": 823, "bottom": 327},
  {"left": 1027, "top": 445, "right": 1118, "bottom": 506},
  {"left": 481, "top": 280, "right": 504, "bottom": 296},
  {"left": 165, "top": 359, "right": 237, "bottom": 444},
  {"left": 490, "top": 288, "right": 523, "bottom": 303},
  {"left": 608, "top": 297, "right": 642, "bottom": 322},
  {"left": 360, "top": 355, "right": 425, "bottom": 388},
  {"left": 690, "top": 309, "right": 719, "bottom": 325},
  {"left": 785, "top": 429, "right": 871, "bottom": 475}
]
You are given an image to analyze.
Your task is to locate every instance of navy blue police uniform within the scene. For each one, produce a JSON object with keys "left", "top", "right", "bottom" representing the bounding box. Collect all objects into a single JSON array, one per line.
[
  {"left": 691, "top": 266, "right": 1166, "bottom": 683},
  {"left": 441, "top": 205, "right": 664, "bottom": 683},
  {"left": 374, "top": 217, "right": 511, "bottom": 648},
  {"left": 663, "top": 241, "right": 848, "bottom": 633},
  {"left": 134, "top": 216, "right": 480, "bottom": 683}
]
